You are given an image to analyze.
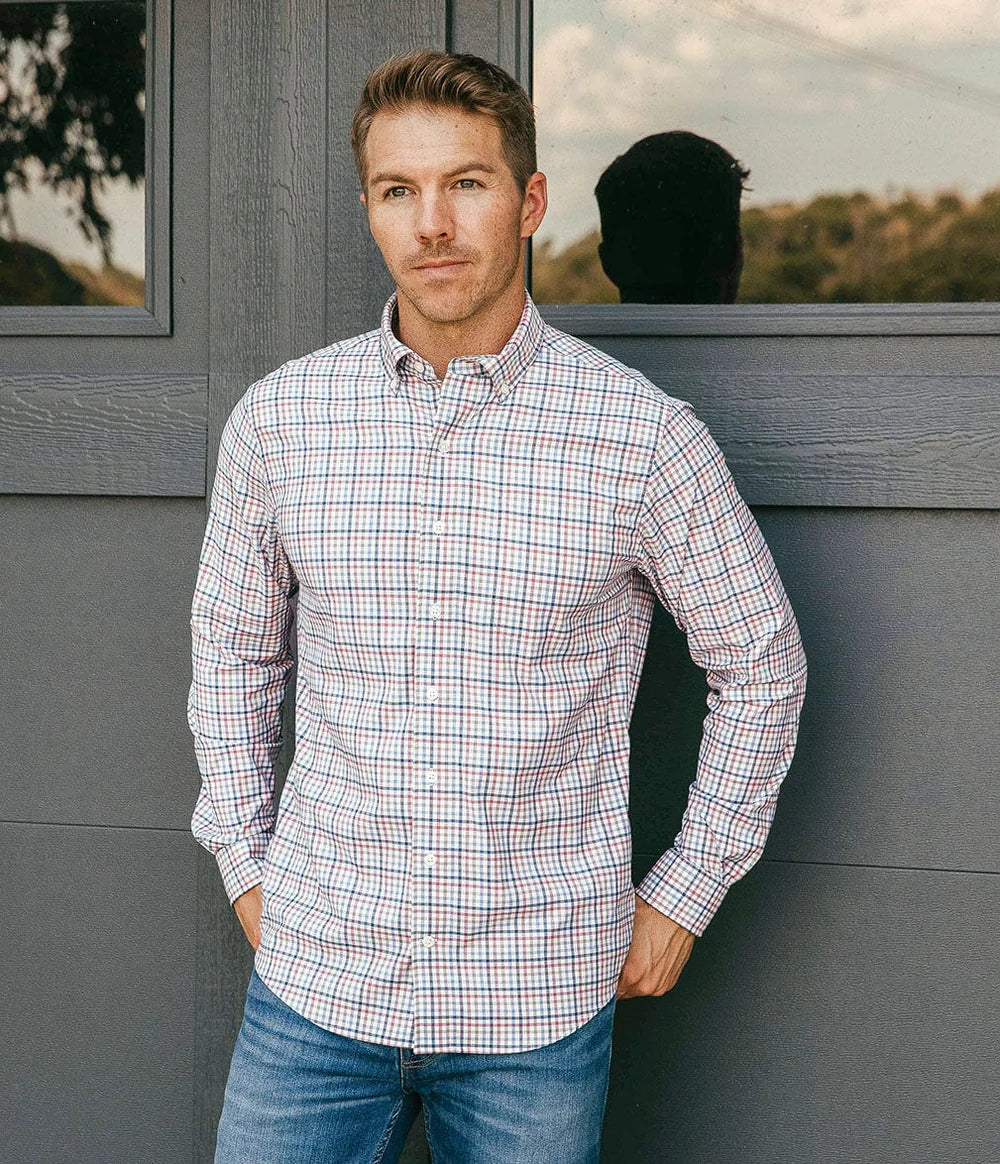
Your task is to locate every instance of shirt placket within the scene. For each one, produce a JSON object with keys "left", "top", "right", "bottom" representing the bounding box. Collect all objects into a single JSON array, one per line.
[{"left": 406, "top": 359, "right": 493, "bottom": 1051}]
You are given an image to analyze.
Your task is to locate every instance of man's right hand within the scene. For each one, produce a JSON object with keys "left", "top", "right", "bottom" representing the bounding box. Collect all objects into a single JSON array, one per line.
[{"left": 233, "top": 884, "right": 263, "bottom": 950}]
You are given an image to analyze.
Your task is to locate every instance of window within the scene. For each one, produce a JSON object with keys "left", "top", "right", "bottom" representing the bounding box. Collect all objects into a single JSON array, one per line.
[
  {"left": 0, "top": 0, "right": 170, "bottom": 333},
  {"left": 531, "top": 0, "right": 1000, "bottom": 331}
]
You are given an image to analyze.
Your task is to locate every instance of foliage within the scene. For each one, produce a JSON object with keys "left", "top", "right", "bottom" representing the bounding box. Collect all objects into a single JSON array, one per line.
[
  {"left": 532, "top": 234, "right": 618, "bottom": 305},
  {"left": 0, "top": 2, "right": 145, "bottom": 265},
  {"left": 0, "top": 236, "right": 143, "bottom": 305},
  {"left": 533, "top": 187, "right": 1000, "bottom": 305}
]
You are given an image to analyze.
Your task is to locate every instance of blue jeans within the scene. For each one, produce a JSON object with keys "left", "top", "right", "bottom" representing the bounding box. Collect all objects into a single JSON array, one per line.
[{"left": 215, "top": 967, "right": 617, "bottom": 1163}]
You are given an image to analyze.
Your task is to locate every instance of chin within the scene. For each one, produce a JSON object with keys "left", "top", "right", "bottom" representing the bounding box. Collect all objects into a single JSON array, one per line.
[{"left": 408, "top": 287, "right": 481, "bottom": 325}]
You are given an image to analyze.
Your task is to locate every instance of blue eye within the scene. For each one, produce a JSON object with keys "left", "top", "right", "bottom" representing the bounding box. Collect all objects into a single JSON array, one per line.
[
  {"left": 385, "top": 186, "right": 408, "bottom": 199},
  {"left": 456, "top": 179, "right": 479, "bottom": 189}
]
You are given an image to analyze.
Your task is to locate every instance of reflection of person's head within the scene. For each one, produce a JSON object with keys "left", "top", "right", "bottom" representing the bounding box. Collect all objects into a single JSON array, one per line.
[{"left": 595, "top": 131, "right": 750, "bottom": 304}]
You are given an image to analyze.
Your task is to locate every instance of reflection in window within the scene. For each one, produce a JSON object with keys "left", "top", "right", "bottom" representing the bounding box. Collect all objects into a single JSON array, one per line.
[
  {"left": 0, "top": 1, "right": 146, "bottom": 306},
  {"left": 532, "top": 0, "right": 1000, "bottom": 305}
]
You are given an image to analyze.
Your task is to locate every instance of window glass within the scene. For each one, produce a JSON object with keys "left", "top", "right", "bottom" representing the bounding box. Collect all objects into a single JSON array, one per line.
[
  {"left": 0, "top": 1, "right": 146, "bottom": 306},
  {"left": 532, "top": 0, "right": 1000, "bottom": 305}
]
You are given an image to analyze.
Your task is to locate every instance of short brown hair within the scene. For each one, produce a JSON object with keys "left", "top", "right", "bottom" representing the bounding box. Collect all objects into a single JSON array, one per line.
[{"left": 351, "top": 50, "right": 536, "bottom": 192}]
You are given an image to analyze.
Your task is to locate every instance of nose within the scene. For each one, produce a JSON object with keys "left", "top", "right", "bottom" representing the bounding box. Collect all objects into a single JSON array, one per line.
[{"left": 415, "top": 189, "right": 454, "bottom": 244}]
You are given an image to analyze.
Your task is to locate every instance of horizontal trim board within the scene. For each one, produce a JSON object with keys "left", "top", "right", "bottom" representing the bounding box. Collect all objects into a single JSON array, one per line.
[
  {"left": 595, "top": 362, "right": 1000, "bottom": 508},
  {"left": 5, "top": 367, "right": 994, "bottom": 505},
  {"left": 0, "top": 374, "right": 207, "bottom": 496},
  {"left": 541, "top": 301, "right": 1000, "bottom": 339}
]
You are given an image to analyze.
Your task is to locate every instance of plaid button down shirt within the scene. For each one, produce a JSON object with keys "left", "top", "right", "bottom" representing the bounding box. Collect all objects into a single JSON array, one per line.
[{"left": 189, "top": 292, "right": 806, "bottom": 1054}]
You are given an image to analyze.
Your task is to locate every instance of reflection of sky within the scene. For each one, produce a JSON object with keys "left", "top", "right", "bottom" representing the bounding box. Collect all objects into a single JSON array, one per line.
[
  {"left": 8, "top": 173, "right": 145, "bottom": 277},
  {"left": 534, "top": 0, "right": 1000, "bottom": 248}
]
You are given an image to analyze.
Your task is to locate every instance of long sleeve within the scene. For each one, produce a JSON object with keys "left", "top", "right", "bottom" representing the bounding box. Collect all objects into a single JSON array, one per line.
[
  {"left": 187, "top": 389, "right": 296, "bottom": 904},
  {"left": 632, "top": 405, "right": 807, "bottom": 936}
]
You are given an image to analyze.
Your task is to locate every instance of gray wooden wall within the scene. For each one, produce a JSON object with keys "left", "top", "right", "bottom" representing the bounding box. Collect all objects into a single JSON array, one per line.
[{"left": 2, "top": 2, "right": 998, "bottom": 1162}]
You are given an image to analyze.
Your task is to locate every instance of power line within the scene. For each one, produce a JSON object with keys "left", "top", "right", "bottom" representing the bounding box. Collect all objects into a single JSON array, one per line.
[{"left": 678, "top": 0, "right": 1000, "bottom": 114}]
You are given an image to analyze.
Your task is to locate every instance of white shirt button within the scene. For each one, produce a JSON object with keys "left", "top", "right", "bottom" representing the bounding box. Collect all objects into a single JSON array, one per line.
[
  {"left": 425, "top": 686, "right": 438, "bottom": 702},
  {"left": 425, "top": 770, "right": 437, "bottom": 786},
  {"left": 432, "top": 520, "right": 444, "bottom": 535},
  {"left": 423, "top": 851, "right": 437, "bottom": 867},
  {"left": 428, "top": 603, "right": 441, "bottom": 619},
  {"left": 421, "top": 935, "right": 436, "bottom": 948},
  {"left": 438, "top": 438, "right": 450, "bottom": 454}
]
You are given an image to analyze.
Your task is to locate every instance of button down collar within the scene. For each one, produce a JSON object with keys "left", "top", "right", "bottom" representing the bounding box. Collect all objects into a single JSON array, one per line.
[{"left": 377, "top": 290, "right": 544, "bottom": 400}]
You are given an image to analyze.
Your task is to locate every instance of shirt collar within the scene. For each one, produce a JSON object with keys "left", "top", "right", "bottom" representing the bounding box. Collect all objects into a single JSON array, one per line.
[{"left": 377, "top": 290, "right": 545, "bottom": 400}]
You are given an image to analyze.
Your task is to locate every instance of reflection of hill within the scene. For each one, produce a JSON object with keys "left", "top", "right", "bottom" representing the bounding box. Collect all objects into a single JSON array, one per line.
[
  {"left": 0, "top": 238, "right": 144, "bottom": 306},
  {"left": 533, "top": 187, "right": 1000, "bottom": 305},
  {"left": 533, "top": 234, "right": 617, "bottom": 304}
]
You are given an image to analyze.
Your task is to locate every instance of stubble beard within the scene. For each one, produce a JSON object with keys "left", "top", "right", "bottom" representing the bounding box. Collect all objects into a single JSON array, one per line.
[{"left": 397, "top": 243, "right": 522, "bottom": 330}]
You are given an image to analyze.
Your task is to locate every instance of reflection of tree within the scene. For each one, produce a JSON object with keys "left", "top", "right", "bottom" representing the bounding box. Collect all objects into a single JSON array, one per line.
[
  {"left": 533, "top": 187, "right": 1000, "bottom": 305},
  {"left": 0, "top": 2, "right": 145, "bottom": 265}
]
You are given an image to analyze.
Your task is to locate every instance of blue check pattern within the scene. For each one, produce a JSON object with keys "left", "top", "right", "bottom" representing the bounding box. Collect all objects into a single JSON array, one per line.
[{"left": 189, "top": 292, "right": 806, "bottom": 1054}]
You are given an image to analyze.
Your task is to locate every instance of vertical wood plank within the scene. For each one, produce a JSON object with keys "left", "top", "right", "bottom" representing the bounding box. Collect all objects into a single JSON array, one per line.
[
  {"left": 325, "top": 0, "right": 447, "bottom": 340},
  {"left": 448, "top": 0, "right": 529, "bottom": 81},
  {"left": 200, "top": 3, "right": 330, "bottom": 1159},
  {"left": 207, "top": 0, "right": 329, "bottom": 478}
]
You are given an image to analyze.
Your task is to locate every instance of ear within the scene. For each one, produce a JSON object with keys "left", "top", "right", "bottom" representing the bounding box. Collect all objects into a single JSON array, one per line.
[{"left": 520, "top": 171, "right": 548, "bottom": 240}]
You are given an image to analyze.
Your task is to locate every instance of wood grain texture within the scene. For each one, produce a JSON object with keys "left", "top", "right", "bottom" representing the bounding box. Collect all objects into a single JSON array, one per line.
[
  {"left": 208, "top": 0, "right": 329, "bottom": 474},
  {"left": 325, "top": 0, "right": 447, "bottom": 343},
  {"left": 449, "top": 0, "right": 529, "bottom": 80},
  {"left": 614, "top": 855, "right": 1000, "bottom": 1163},
  {"left": 200, "top": 4, "right": 336, "bottom": 1156},
  {"left": 0, "top": 374, "right": 206, "bottom": 495},
  {"left": 583, "top": 348, "right": 1000, "bottom": 507},
  {"left": 673, "top": 372, "right": 1000, "bottom": 508}
]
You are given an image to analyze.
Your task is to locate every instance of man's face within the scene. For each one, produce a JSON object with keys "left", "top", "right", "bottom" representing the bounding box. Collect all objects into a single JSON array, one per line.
[{"left": 361, "top": 104, "right": 546, "bottom": 331}]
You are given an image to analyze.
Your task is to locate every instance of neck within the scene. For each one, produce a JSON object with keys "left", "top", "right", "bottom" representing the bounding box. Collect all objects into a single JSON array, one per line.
[{"left": 396, "top": 283, "right": 527, "bottom": 381}]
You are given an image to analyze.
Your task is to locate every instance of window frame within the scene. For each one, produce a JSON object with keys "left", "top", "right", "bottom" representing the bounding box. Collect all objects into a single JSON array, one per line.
[
  {"left": 0, "top": 0, "right": 172, "bottom": 336},
  {"left": 500, "top": 0, "right": 1000, "bottom": 337}
]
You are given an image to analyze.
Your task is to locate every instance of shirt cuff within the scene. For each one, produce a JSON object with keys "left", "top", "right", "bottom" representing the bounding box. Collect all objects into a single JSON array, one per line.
[
  {"left": 634, "top": 848, "right": 729, "bottom": 937},
  {"left": 214, "top": 841, "right": 268, "bottom": 905}
]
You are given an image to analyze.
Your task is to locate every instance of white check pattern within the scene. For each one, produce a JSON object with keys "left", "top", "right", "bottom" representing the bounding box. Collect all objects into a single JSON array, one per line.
[{"left": 189, "top": 292, "right": 806, "bottom": 1054}]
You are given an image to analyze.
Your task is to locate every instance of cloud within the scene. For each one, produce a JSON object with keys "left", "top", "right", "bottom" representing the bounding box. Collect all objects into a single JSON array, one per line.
[
  {"left": 674, "top": 31, "right": 714, "bottom": 63},
  {"left": 604, "top": 0, "right": 1000, "bottom": 49},
  {"left": 535, "top": 23, "right": 688, "bottom": 135}
]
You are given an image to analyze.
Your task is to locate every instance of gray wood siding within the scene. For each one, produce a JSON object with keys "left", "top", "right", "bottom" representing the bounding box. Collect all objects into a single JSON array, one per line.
[
  {"left": 0, "top": 498, "right": 206, "bottom": 828},
  {"left": 0, "top": 376, "right": 207, "bottom": 496},
  {"left": 584, "top": 335, "right": 1000, "bottom": 509},
  {"left": 1, "top": 825, "right": 196, "bottom": 1164},
  {"left": 611, "top": 856, "right": 999, "bottom": 1163},
  {"left": 630, "top": 508, "right": 1000, "bottom": 877}
]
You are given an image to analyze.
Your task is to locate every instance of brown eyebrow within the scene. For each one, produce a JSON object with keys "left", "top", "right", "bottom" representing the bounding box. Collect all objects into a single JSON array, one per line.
[{"left": 369, "top": 163, "right": 498, "bottom": 186}]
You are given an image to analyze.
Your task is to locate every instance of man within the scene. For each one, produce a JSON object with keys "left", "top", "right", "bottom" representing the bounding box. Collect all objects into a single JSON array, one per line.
[
  {"left": 189, "top": 49, "right": 806, "bottom": 1163},
  {"left": 595, "top": 130, "right": 750, "bottom": 304}
]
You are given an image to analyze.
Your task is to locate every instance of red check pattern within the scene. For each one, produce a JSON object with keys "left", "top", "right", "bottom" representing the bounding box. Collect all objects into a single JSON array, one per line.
[{"left": 189, "top": 292, "right": 806, "bottom": 1054}]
